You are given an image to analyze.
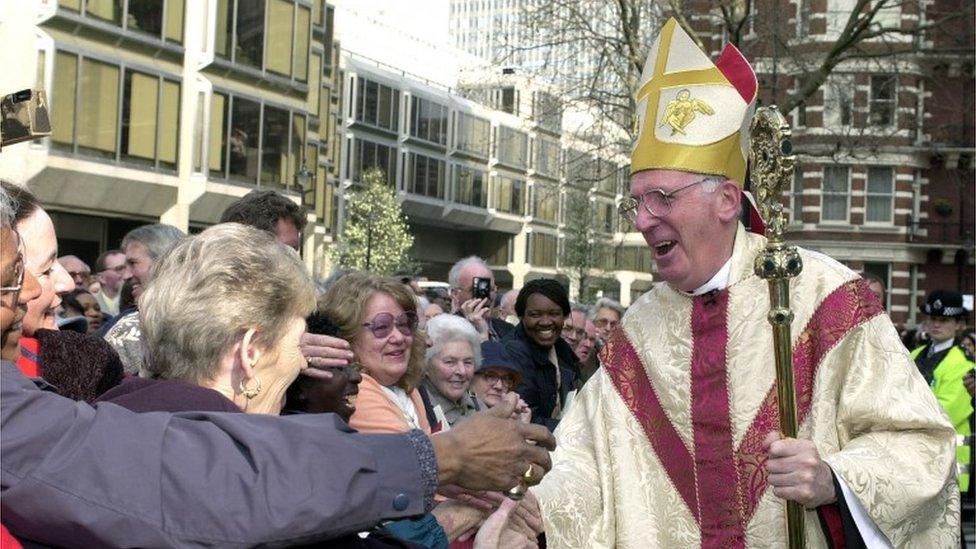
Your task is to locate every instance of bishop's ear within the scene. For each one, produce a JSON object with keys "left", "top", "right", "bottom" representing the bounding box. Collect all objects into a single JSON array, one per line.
[{"left": 715, "top": 180, "right": 743, "bottom": 223}]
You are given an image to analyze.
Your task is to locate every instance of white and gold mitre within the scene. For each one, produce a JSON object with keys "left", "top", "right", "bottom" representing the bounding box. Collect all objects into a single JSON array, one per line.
[{"left": 631, "top": 18, "right": 758, "bottom": 186}]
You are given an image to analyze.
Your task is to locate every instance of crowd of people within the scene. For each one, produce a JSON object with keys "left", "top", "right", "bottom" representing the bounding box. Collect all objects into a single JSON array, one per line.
[{"left": 1, "top": 15, "right": 972, "bottom": 549}]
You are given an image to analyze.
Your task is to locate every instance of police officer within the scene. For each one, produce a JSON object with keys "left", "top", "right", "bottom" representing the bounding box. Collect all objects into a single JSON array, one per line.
[{"left": 912, "top": 289, "right": 974, "bottom": 494}]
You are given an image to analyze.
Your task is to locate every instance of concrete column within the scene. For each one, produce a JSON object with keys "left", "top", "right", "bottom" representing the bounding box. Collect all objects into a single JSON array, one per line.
[
  {"left": 616, "top": 271, "right": 637, "bottom": 307},
  {"left": 160, "top": 0, "right": 213, "bottom": 230},
  {"left": 507, "top": 229, "right": 530, "bottom": 288}
]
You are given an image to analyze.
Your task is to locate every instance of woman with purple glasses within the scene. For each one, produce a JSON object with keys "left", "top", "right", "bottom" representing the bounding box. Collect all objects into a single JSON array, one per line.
[{"left": 319, "top": 271, "right": 432, "bottom": 435}]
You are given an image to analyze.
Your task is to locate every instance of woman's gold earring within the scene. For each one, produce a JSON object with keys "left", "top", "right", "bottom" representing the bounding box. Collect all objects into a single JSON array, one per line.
[{"left": 240, "top": 377, "right": 262, "bottom": 399}]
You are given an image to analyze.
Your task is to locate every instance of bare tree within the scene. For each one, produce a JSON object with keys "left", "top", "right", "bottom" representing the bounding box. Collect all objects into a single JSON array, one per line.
[{"left": 497, "top": 0, "right": 971, "bottom": 159}]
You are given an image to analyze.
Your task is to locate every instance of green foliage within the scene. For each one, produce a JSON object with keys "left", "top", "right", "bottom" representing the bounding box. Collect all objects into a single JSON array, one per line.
[
  {"left": 559, "top": 191, "right": 607, "bottom": 301},
  {"left": 332, "top": 168, "right": 416, "bottom": 275}
]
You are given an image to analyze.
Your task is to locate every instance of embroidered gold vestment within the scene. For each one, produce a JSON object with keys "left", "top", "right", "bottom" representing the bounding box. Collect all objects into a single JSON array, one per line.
[{"left": 535, "top": 226, "right": 959, "bottom": 548}]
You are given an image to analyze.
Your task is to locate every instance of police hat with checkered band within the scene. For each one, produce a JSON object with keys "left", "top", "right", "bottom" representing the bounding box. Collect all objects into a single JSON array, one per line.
[{"left": 921, "top": 290, "right": 968, "bottom": 318}]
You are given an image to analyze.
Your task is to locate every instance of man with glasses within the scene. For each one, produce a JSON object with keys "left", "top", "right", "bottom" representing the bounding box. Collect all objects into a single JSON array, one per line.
[
  {"left": 93, "top": 249, "right": 125, "bottom": 316},
  {"left": 448, "top": 256, "right": 514, "bottom": 342},
  {"left": 58, "top": 255, "right": 91, "bottom": 290},
  {"left": 533, "top": 18, "right": 957, "bottom": 547}
]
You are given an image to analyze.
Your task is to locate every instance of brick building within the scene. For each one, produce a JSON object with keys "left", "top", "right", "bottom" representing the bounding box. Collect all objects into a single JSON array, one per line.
[{"left": 690, "top": 0, "right": 975, "bottom": 328}]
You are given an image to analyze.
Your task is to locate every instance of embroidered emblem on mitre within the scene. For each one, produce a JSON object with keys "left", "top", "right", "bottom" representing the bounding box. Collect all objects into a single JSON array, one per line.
[{"left": 631, "top": 18, "right": 758, "bottom": 186}]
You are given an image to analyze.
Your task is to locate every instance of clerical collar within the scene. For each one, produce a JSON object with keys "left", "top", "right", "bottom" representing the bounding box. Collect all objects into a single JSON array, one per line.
[
  {"left": 687, "top": 258, "right": 733, "bottom": 296},
  {"left": 928, "top": 338, "right": 955, "bottom": 357}
]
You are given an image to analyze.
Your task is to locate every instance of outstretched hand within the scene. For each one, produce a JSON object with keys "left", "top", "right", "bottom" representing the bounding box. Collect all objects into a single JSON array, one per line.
[{"left": 432, "top": 393, "right": 555, "bottom": 491}]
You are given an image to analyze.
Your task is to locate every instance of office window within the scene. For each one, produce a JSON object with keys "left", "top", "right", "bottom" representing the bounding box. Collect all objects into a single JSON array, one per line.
[
  {"left": 565, "top": 152, "right": 598, "bottom": 188},
  {"left": 533, "top": 184, "right": 559, "bottom": 223},
  {"left": 266, "top": 0, "right": 294, "bottom": 76},
  {"left": 215, "top": 0, "right": 232, "bottom": 58},
  {"left": 597, "top": 160, "right": 616, "bottom": 193},
  {"left": 534, "top": 136, "right": 560, "bottom": 179},
  {"left": 496, "top": 126, "right": 528, "bottom": 169},
  {"left": 791, "top": 167, "right": 803, "bottom": 222},
  {"left": 294, "top": 5, "right": 310, "bottom": 81},
  {"left": 866, "top": 167, "right": 894, "bottom": 223},
  {"left": 529, "top": 233, "right": 558, "bottom": 267},
  {"left": 355, "top": 77, "right": 399, "bottom": 132},
  {"left": 77, "top": 58, "right": 120, "bottom": 156},
  {"left": 209, "top": 92, "right": 228, "bottom": 174},
  {"left": 454, "top": 165, "right": 487, "bottom": 208},
  {"left": 127, "top": 0, "right": 163, "bottom": 36},
  {"left": 62, "top": 0, "right": 81, "bottom": 10},
  {"left": 164, "top": 0, "right": 184, "bottom": 42},
  {"left": 407, "top": 153, "right": 446, "bottom": 199},
  {"left": 229, "top": 96, "right": 260, "bottom": 181},
  {"left": 87, "top": 0, "right": 122, "bottom": 25},
  {"left": 821, "top": 166, "right": 849, "bottom": 222},
  {"left": 235, "top": 0, "right": 265, "bottom": 68},
  {"left": 354, "top": 138, "right": 397, "bottom": 186},
  {"left": 308, "top": 52, "right": 321, "bottom": 116},
  {"left": 598, "top": 201, "right": 615, "bottom": 233},
  {"left": 302, "top": 143, "right": 317, "bottom": 206},
  {"left": 869, "top": 75, "right": 896, "bottom": 126},
  {"left": 312, "top": 0, "right": 323, "bottom": 26},
  {"left": 157, "top": 80, "right": 179, "bottom": 168},
  {"left": 287, "top": 113, "right": 305, "bottom": 186},
  {"left": 455, "top": 112, "right": 489, "bottom": 157},
  {"left": 491, "top": 174, "right": 525, "bottom": 215},
  {"left": 410, "top": 96, "right": 448, "bottom": 146},
  {"left": 261, "top": 104, "right": 290, "bottom": 187},
  {"left": 532, "top": 91, "right": 561, "bottom": 133},
  {"left": 617, "top": 246, "right": 652, "bottom": 272},
  {"left": 52, "top": 51, "right": 78, "bottom": 146},
  {"left": 121, "top": 71, "right": 159, "bottom": 162}
]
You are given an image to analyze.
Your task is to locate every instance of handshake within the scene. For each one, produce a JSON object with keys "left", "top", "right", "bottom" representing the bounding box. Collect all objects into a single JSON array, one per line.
[{"left": 430, "top": 393, "right": 554, "bottom": 492}]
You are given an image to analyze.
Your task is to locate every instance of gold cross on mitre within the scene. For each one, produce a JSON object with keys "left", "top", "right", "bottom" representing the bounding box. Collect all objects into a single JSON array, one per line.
[{"left": 631, "top": 18, "right": 758, "bottom": 186}]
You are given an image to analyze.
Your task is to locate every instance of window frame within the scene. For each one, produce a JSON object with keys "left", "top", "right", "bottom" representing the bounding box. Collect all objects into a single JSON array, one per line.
[
  {"left": 869, "top": 75, "right": 897, "bottom": 127},
  {"left": 865, "top": 166, "right": 895, "bottom": 225},
  {"left": 820, "top": 165, "right": 851, "bottom": 224}
]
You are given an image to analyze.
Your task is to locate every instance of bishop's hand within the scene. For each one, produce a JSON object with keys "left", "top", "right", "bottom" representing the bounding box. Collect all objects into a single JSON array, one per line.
[{"left": 763, "top": 432, "right": 837, "bottom": 509}]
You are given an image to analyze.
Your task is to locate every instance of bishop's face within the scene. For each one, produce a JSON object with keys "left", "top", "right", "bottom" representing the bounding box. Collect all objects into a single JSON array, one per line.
[{"left": 630, "top": 169, "right": 737, "bottom": 292}]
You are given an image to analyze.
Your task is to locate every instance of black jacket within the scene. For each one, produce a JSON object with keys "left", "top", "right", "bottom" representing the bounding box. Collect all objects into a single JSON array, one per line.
[{"left": 504, "top": 324, "right": 579, "bottom": 432}]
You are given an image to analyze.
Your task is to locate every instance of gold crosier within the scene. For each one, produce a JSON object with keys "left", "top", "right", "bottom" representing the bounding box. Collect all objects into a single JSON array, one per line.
[
  {"left": 632, "top": 19, "right": 746, "bottom": 183},
  {"left": 751, "top": 106, "right": 805, "bottom": 549}
]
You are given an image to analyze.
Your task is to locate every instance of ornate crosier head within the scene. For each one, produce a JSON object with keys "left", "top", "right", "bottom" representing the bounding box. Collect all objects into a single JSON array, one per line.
[{"left": 748, "top": 107, "right": 796, "bottom": 244}]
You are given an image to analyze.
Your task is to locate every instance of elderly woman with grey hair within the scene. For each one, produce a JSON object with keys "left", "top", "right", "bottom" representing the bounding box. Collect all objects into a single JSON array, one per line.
[
  {"left": 420, "top": 314, "right": 483, "bottom": 430},
  {"left": 97, "top": 223, "right": 315, "bottom": 415}
]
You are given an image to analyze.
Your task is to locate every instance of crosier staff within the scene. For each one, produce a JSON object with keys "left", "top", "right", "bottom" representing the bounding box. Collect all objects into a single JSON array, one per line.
[{"left": 750, "top": 105, "right": 804, "bottom": 549}]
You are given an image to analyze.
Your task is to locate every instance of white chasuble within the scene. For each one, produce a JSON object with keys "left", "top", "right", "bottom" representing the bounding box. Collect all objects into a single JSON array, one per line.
[{"left": 535, "top": 226, "right": 959, "bottom": 548}]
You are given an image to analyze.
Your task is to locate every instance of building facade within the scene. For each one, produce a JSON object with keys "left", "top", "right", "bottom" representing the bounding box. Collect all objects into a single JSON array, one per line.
[
  {"left": 686, "top": 0, "right": 975, "bottom": 328},
  {"left": 339, "top": 54, "right": 651, "bottom": 300},
  {"left": 450, "top": 0, "right": 974, "bottom": 324},
  {"left": 0, "top": 0, "right": 343, "bottom": 277}
]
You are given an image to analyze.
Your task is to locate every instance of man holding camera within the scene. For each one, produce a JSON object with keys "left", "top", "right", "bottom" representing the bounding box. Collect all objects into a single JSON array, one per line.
[{"left": 448, "top": 256, "right": 513, "bottom": 342}]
